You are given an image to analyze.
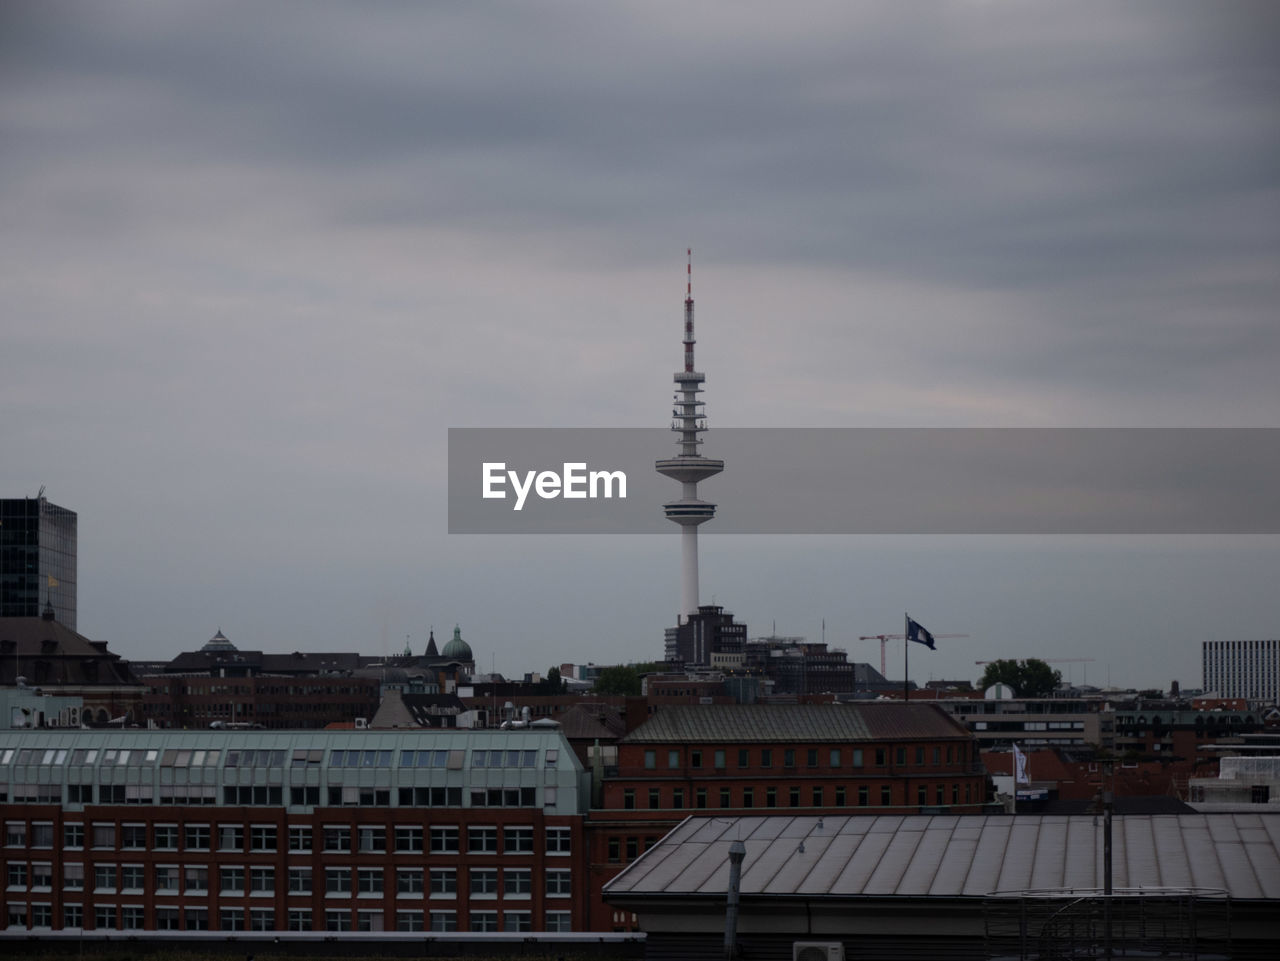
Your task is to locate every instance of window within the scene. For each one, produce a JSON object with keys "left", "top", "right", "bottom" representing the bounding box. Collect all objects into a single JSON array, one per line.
[
  {"left": 607, "top": 837, "right": 620, "bottom": 863},
  {"left": 936, "top": 785, "right": 945, "bottom": 805},
  {"left": 504, "top": 910, "right": 532, "bottom": 932},
  {"left": 875, "top": 748, "right": 886, "bottom": 766},
  {"left": 784, "top": 749, "right": 796, "bottom": 768},
  {"left": 761, "top": 749, "right": 772, "bottom": 768},
  {"left": 430, "top": 826, "right": 458, "bottom": 853},
  {"left": 92, "top": 823, "right": 115, "bottom": 849},
  {"left": 220, "top": 866, "right": 245, "bottom": 894},
  {"left": 185, "top": 907, "right": 209, "bottom": 930},
  {"left": 154, "top": 905, "right": 179, "bottom": 930},
  {"left": 673, "top": 788, "right": 684, "bottom": 809},
  {"left": 852, "top": 748, "right": 863, "bottom": 768},
  {"left": 504, "top": 868, "right": 532, "bottom": 897},
  {"left": 470, "top": 867, "right": 497, "bottom": 897},
  {"left": 358, "top": 826, "right": 385, "bottom": 853},
  {"left": 470, "top": 910, "right": 498, "bottom": 932},
  {"left": 8, "top": 862, "right": 28, "bottom": 888},
  {"left": 916, "top": 747, "right": 925, "bottom": 765},
  {"left": 788, "top": 787, "right": 800, "bottom": 807},
  {"left": 504, "top": 826, "right": 533, "bottom": 853},
  {"left": 812, "top": 786, "right": 824, "bottom": 806},
  {"left": 250, "top": 866, "right": 275, "bottom": 894},
  {"left": 356, "top": 909, "right": 384, "bottom": 931},
  {"left": 357, "top": 867, "right": 384, "bottom": 895},
  {"left": 219, "top": 906, "right": 243, "bottom": 931},
  {"left": 719, "top": 787, "right": 731, "bottom": 807},
  {"left": 546, "top": 910, "right": 572, "bottom": 932},
  {"left": 155, "top": 865, "right": 179, "bottom": 893},
  {"left": 429, "top": 910, "right": 457, "bottom": 932},
  {"left": 122, "top": 906, "right": 145, "bottom": 930},
  {"left": 395, "top": 826, "right": 423, "bottom": 852},
  {"left": 835, "top": 785, "right": 847, "bottom": 806},
  {"left": 765, "top": 787, "right": 776, "bottom": 808},
  {"left": 250, "top": 907, "right": 274, "bottom": 932},
  {"left": 644, "top": 750, "right": 656, "bottom": 769},
  {"left": 396, "top": 910, "right": 424, "bottom": 932},
  {"left": 738, "top": 749, "right": 749, "bottom": 768},
  {"left": 323, "top": 826, "right": 350, "bottom": 852},
  {"left": 325, "top": 867, "right": 351, "bottom": 895},
  {"left": 63, "top": 904, "right": 83, "bottom": 929},
  {"left": 154, "top": 825, "right": 178, "bottom": 850},
  {"left": 251, "top": 826, "right": 277, "bottom": 851},
  {"left": 896, "top": 747, "right": 906, "bottom": 765},
  {"left": 64, "top": 824, "right": 84, "bottom": 849},
  {"left": 218, "top": 824, "right": 243, "bottom": 851},
  {"left": 743, "top": 787, "right": 754, "bottom": 808},
  {"left": 468, "top": 826, "right": 497, "bottom": 853},
  {"left": 917, "top": 785, "right": 927, "bottom": 805},
  {"left": 185, "top": 865, "right": 209, "bottom": 892},
  {"left": 546, "top": 868, "right": 571, "bottom": 897},
  {"left": 288, "top": 867, "right": 312, "bottom": 894},
  {"left": 690, "top": 750, "right": 702, "bottom": 769},
  {"left": 94, "top": 905, "right": 116, "bottom": 930},
  {"left": 288, "top": 909, "right": 312, "bottom": 931},
  {"left": 648, "top": 787, "right": 660, "bottom": 808},
  {"left": 5, "top": 821, "right": 26, "bottom": 847},
  {"left": 696, "top": 787, "right": 707, "bottom": 809},
  {"left": 546, "top": 826, "right": 571, "bottom": 854},
  {"left": 427, "top": 868, "right": 454, "bottom": 897},
  {"left": 626, "top": 837, "right": 638, "bottom": 861},
  {"left": 63, "top": 863, "right": 84, "bottom": 891},
  {"left": 325, "top": 909, "right": 352, "bottom": 931},
  {"left": 881, "top": 785, "right": 892, "bottom": 806},
  {"left": 714, "top": 750, "right": 726, "bottom": 769},
  {"left": 122, "top": 824, "right": 146, "bottom": 849},
  {"left": 623, "top": 789, "right": 635, "bottom": 809},
  {"left": 31, "top": 823, "right": 53, "bottom": 848},
  {"left": 93, "top": 864, "right": 115, "bottom": 891},
  {"left": 185, "top": 824, "right": 210, "bottom": 850},
  {"left": 289, "top": 826, "right": 311, "bottom": 851}
]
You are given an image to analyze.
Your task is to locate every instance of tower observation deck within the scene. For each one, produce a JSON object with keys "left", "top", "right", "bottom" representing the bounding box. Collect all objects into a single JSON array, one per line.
[{"left": 655, "top": 251, "right": 724, "bottom": 623}]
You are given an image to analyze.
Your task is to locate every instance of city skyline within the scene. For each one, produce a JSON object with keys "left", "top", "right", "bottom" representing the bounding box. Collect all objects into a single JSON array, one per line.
[{"left": 2, "top": 2, "right": 1278, "bottom": 689}]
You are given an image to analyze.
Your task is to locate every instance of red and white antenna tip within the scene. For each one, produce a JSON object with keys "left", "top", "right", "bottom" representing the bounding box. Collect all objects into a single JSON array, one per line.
[{"left": 686, "top": 248, "right": 692, "bottom": 297}]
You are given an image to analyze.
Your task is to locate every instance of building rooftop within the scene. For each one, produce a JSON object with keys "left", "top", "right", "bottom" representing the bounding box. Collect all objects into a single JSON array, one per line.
[
  {"left": 0, "top": 616, "right": 139, "bottom": 687},
  {"left": 605, "top": 812, "right": 1280, "bottom": 901},
  {"left": 620, "top": 702, "right": 971, "bottom": 744}
]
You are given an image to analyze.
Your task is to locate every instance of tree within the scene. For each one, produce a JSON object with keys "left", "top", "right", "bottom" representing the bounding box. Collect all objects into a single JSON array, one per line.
[
  {"left": 978, "top": 658, "right": 1062, "bottom": 698},
  {"left": 538, "top": 666, "right": 566, "bottom": 696},
  {"left": 592, "top": 665, "right": 641, "bottom": 696}
]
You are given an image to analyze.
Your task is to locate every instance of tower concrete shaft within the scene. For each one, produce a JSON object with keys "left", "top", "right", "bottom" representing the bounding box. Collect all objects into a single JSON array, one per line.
[{"left": 655, "top": 252, "right": 723, "bottom": 622}]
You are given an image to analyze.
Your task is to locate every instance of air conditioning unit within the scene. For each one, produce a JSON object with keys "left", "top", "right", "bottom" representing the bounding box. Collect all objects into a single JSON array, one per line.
[
  {"left": 47, "top": 716, "right": 59, "bottom": 727},
  {"left": 793, "top": 942, "right": 845, "bottom": 961},
  {"left": 354, "top": 717, "right": 369, "bottom": 729},
  {"left": 66, "top": 706, "right": 81, "bottom": 728}
]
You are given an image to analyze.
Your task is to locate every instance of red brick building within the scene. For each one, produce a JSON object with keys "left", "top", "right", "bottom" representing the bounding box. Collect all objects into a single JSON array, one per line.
[{"left": 585, "top": 701, "right": 987, "bottom": 930}]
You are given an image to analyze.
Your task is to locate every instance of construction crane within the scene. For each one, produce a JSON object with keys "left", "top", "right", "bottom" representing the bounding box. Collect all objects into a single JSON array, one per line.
[{"left": 858, "top": 633, "right": 970, "bottom": 676}]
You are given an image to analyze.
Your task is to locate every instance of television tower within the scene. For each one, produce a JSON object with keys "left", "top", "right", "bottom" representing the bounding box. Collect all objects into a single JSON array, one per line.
[{"left": 656, "top": 250, "right": 724, "bottom": 623}]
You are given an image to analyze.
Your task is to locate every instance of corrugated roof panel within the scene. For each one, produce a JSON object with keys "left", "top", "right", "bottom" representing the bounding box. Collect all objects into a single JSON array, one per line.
[
  {"left": 897, "top": 823, "right": 953, "bottom": 895},
  {"left": 963, "top": 817, "right": 1012, "bottom": 895},
  {"left": 864, "top": 824, "right": 927, "bottom": 894},
  {"left": 1027, "top": 818, "right": 1069, "bottom": 890},
  {"left": 1243, "top": 828, "right": 1280, "bottom": 900},
  {"left": 831, "top": 822, "right": 892, "bottom": 894},
  {"left": 930, "top": 834, "right": 979, "bottom": 896},
  {"left": 1181, "top": 820, "right": 1227, "bottom": 892},
  {"left": 1151, "top": 815, "right": 1194, "bottom": 889},
  {"left": 797, "top": 830, "right": 866, "bottom": 895},
  {"left": 1206, "top": 816, "right": 1261, "bottom": 899},
  {"left": 1062, "top": 817, "right": 1100, "bottom": 890},
  {"left": 1121, "top": 816, "right": 1160, "bottom": 889},
  {"left": 993, "top": 820, "right": 1039, "bottom": 893}
]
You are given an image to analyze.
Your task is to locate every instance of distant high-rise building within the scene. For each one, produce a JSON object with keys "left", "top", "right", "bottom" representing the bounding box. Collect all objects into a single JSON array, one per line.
[
  {"left": 664, "top": 604, "right": 748, "bottom": 669},
  {"left": 1203, "top": 640, "right": 1280, "bottom": 702},
  {"left": 0, "top": 495, "right": 77, "bottom": 630}
]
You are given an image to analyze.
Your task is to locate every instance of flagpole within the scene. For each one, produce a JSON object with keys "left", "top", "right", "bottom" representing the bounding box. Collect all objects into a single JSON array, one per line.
[{"left": 903, "top": 612, "right": 910, "bottom": 702}]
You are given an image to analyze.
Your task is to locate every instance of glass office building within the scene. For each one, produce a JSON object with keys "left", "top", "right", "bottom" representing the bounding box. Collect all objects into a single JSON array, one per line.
[{"left": 0, "top": 497, "right": 77, "bottom": 631}]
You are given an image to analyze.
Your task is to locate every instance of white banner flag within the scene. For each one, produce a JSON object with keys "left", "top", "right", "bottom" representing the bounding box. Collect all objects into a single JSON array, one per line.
[{"left": 1013, "top": 743, "right": 1029, "bottom": 785}]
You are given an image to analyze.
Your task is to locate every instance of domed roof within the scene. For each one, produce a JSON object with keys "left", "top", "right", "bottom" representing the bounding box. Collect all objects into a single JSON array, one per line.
[{"left": 441, "top": 625, "right": 472, "bottom": 661}]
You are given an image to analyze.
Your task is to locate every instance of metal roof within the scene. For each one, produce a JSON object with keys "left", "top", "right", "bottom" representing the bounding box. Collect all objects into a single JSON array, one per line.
[
  {"left": 620, "top": 702, "right": 970, "bottom": 744},
  {"left": 604, "top": 813, "right": 1280, "bottom": 901}
]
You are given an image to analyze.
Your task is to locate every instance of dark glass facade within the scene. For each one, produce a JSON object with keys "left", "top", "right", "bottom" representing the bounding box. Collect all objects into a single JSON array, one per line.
[{"left": 0, "top": 496, "right": 77, "bottom": 630}]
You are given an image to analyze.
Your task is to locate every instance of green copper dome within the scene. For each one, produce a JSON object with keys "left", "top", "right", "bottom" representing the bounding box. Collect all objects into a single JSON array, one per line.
[{"left": 441, "top": 625, "right": 472, "bottom": 661}]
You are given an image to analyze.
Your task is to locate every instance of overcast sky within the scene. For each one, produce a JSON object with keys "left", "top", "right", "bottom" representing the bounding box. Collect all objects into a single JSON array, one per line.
[{"left": 3, "top": 1, "right": 1277, "bottom": 690}]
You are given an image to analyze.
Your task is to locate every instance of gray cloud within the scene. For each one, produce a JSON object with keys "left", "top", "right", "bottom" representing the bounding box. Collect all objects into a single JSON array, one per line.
[{"left": 1, "top": 1, "right": 1277, "bottom": 686}]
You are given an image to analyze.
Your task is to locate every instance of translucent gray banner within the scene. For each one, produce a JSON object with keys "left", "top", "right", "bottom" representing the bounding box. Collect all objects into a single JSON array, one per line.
[{"left": 448, "top": 428, "right": 1280, "bottom": 534}]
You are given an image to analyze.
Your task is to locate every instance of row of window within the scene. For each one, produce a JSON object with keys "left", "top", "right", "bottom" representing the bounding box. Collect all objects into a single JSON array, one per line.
[
  {"left": 0, "top": 747, "right": 557, "bottom": 771},
  {"left": 621, "top": 781, "right": 975, "bottom": 811},
  {"left": 4, "top": 821, "right": 571, "bottom": 855},
  {"left": 4, "top": 903, "right": 572, "bottom": 933},
  {"left": 641, "top": 744, "right": 967, "bottom": 771},
  {"left": 7, "top": 861, "right": 572, "bottom": 899},
  {"left": 5, "top": 783, "right": 551, "bottom": 808}
]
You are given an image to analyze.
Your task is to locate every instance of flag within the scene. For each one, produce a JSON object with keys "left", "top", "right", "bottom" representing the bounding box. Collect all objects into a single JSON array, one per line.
[
  {"left": 47, "top": 574, "right": 59, "bottom": 588},
  {"left": 1013, "top": 743, "right": 1029, "bottom": 785},
  {"left": 906, "top": 616, "right": 935, "bottom": 650}
]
